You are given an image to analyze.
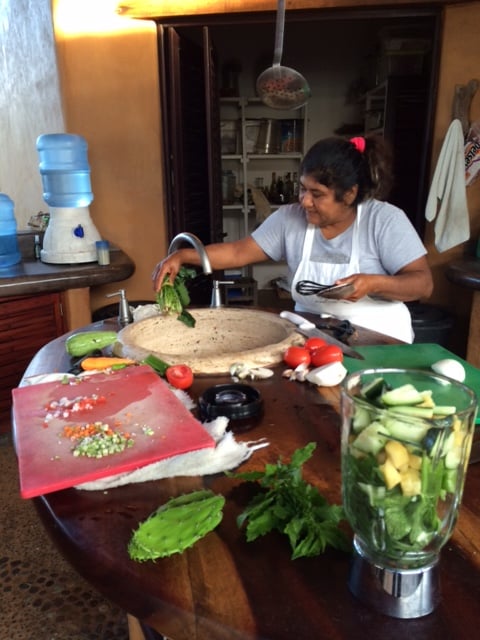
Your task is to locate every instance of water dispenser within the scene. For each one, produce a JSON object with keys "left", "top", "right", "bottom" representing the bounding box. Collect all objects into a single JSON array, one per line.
[
  {"left": 0, "top": 193, "right": 21, "bottom": 269},
  {"left": 36, "top": 133, "right": 102, "bottom": 263}
]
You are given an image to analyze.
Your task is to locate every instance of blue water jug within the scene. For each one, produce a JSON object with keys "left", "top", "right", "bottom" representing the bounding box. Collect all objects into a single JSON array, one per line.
[
  {"left": 0, "top": 194, "right": 21, "bottom": 268},
  {"left": 36, "top": 133, "right": 94, "bottom": 208}
]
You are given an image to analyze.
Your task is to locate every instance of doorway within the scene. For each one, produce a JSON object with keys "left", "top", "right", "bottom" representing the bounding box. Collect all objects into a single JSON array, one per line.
[{"left": 155, "top": 6, "right": 441, "bottom": 301}]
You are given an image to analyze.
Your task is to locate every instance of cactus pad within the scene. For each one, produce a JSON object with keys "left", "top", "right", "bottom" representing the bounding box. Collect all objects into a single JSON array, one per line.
[{"left": 128, "top": 489, "right": 225, "bottom": 561}]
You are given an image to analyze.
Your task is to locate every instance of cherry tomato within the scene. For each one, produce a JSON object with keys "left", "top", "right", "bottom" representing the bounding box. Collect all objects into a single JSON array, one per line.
[
  {"left": 303, "top": 337, "right": 327, "bottom": 352},
  {"left": 283, "top": 346, "right": 311, "bottom": 369},
  {"left": 166, "top": 364, "right": 194, "bottom": 389},
  {"left": 310, "top": 345, "right": 343, "bottom": 368}
]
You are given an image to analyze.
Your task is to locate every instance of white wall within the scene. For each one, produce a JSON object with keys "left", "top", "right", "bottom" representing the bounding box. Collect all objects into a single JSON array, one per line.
[{"left": 0, "top": 0, "right": 65, "bottom": 229}]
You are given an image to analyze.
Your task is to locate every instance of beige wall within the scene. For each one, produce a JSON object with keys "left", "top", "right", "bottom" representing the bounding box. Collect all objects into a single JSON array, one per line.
[
  {"left": 52, "top": 2, "right": 167, "bottom": 310},
  {"left": 0, "top": 0, "right": 64, "bottom": 224}
]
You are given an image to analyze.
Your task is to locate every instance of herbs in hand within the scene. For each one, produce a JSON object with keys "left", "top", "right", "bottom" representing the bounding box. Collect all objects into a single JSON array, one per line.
[
  {"left": 156, "top": 266, "right": 197, "bottom": 327},
  {"left": 231, "top": 443, "right": 350, "bottom": 559}
]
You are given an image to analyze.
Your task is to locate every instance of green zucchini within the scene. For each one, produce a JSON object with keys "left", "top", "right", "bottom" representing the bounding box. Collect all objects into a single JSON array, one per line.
[
  {"left": 360, "top": 376, "right": 387, "bottom": 401},
  {"left": 66, "top": 331, "right": 118, "bottom": 357},
  {"left": 381, "top": 384, "right": 424, "bottom": 406}
]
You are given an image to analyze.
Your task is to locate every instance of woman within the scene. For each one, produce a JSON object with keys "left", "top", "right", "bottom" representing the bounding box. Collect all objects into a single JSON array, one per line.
[{"left": 152, "top": 135, "right": 433, "bottom": 343}]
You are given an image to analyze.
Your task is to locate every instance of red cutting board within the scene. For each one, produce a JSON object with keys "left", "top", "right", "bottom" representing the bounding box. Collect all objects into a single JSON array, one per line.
[{"left": 12, "top": 365, "right": 215, "bottom": 498}]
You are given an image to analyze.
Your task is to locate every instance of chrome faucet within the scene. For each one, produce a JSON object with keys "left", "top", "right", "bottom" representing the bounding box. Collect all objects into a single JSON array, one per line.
[
  {"left": 168, "top": 232, "right": 233, "bottom": 307},
  {"left": 168, "top": 232, "right": 212, "bottom": 275}
]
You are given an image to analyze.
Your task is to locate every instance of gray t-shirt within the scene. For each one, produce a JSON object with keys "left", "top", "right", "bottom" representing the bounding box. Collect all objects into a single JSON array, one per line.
[{"left": 251, "top": 200, "right": 427, "bottom": 283}]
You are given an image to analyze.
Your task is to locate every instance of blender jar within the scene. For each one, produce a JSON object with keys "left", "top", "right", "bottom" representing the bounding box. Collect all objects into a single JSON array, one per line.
[{"left": 341, "top": 368, "right": 477, "bottom": 618}]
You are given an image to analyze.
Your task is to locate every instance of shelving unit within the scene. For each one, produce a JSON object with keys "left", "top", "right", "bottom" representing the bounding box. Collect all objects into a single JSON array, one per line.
[
  {"left": 220, "top": 97, "right": 307, "bottom": 300},
  {"left": 363, "top": 82, "right": 387, "bottom": 134}
]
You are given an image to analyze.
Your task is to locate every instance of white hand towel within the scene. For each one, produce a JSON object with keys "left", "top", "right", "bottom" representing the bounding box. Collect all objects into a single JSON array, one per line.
[{"left": 425, "top": 119, "right": 470, "bottom": 252}]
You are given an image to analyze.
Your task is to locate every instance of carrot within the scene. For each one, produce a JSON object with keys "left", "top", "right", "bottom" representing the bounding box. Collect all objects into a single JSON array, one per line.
[{"left": 80, "top": 357, "right": 136, "bottom": 371}]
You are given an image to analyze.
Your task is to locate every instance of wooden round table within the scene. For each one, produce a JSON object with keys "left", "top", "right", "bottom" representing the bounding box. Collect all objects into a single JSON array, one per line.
[{"left": 16, "top": 319, "right": 480, "bottom": 640}]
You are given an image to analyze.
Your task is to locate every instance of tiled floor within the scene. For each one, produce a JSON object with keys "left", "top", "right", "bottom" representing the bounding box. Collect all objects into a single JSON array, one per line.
[{"left": 0, "top": 433, "right": 130, "bottom": 640}]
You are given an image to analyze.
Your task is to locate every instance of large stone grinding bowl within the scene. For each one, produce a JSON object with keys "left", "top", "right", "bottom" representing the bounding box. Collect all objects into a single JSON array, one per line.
[{"left": 113, "top": 308, "right": 304, "bottom": 375}]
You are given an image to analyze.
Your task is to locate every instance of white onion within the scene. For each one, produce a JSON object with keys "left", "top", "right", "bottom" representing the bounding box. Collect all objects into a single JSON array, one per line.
[
  {"left": 306, "top": 361, "right": 347, "bottom": 387},
  {"left": 431, "top": 358, "right": 466, "bottom": 383}
]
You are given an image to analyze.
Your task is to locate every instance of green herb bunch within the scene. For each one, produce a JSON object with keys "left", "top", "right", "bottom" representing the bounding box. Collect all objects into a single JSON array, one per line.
[
  {"left": 156, "top": 266, "right": 197, "bottom": 327},
  {"left": 231, "top": 443, "right": 351, "bottom": 559}
]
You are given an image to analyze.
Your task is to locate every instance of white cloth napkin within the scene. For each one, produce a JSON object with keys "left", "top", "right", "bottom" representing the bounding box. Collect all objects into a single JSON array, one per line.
[{"left": 425, "top": 119, "right": 470, "bottom": 252}]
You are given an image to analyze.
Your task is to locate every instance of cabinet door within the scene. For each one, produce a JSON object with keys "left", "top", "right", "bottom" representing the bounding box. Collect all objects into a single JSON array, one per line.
[
  {"left": 381, "top": 76, "right": 431, "bottom": 235},
  {"left": 157, "top": 24, "right": 224, "bottom": 246},
  {"left": 0, "top": 293, "right": 65, "bottom": 433}
]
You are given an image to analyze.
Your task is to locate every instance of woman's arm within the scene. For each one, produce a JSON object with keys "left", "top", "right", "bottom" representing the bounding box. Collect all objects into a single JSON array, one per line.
[
  {"left": 337, "top": 256, "right": 434, "bottom": 302},
  {"left": 152, "top": 236, "right": 269, "bottom": 292}
]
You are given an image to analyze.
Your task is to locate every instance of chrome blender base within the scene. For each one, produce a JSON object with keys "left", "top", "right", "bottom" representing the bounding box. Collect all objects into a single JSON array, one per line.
[{"left": 348, "top": 539, "right": 440, "bottom": 619}]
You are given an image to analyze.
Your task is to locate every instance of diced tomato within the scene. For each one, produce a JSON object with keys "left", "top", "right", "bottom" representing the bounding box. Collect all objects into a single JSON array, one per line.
[
  {"left": 310, "top": 345, "right": 343, "bottom": 367},
  {"left": 303, "top": 337, "right": 327, "bottom": 352},
  {"left": 283, "top": 346, "right": 311, "bottom": 369},
  {"left": 166, "top": 364, "right": 194, "bottom": 390}
]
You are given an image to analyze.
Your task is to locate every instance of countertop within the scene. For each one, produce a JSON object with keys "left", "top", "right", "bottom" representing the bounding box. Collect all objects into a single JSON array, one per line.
[
  {"left": 19, "top": 321, "right": 480, "bottom": 640},
  {"left": 446, "top": 258, "right": 480, "bottom": 290},
  {"left": 0, "top": 247, "right": 135, "bottom": 298},
  {"left": 446, "top": 258, "right": 480, "bottom": 367}
]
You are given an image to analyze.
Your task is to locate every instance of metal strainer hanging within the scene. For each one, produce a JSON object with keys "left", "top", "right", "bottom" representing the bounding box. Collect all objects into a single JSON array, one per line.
[{"left": 256, "top": 0, "right": 311, "bottom": 110}]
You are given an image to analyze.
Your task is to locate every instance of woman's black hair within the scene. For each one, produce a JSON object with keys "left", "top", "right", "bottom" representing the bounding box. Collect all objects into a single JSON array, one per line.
[{"left": 299, "top": 135, "right": 394, "bottom": 204}]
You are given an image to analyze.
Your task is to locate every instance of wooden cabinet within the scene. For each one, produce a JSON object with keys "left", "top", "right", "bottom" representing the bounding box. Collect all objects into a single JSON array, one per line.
[{"left": 0, "top": 293, "right": 65, "bottom": 433}]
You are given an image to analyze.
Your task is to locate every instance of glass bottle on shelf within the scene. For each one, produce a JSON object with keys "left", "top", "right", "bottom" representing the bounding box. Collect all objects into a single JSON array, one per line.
[
  {"left": 269, "top": 172, "right": 278, "bottom": 204},
  {"left": 284, "top": 172, "right": 294, "bottom": 203},
  {"left": 276, "top": 174, "right": 285, "bottom": 204},
  {"left": 222, "top": 170, "right": 236, "bottom": 204},
  {"left": 292, "top": 171, "right": 299, "bottom": 199}
]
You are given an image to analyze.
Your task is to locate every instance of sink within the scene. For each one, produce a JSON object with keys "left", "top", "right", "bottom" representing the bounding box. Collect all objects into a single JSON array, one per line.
[{"left": 114, "top": 307, "right": 304, "bottom": 375}]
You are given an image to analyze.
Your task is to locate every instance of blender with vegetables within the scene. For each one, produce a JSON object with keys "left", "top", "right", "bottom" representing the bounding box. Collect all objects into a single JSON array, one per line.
[{"left": 341, "top": 368, "right": 477, "bottom": 618}]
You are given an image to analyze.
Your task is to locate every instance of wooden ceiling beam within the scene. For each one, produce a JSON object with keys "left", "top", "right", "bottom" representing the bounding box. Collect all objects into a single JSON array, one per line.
[{"left": 116, "top": 0, "right": 469, "bottom": 20}]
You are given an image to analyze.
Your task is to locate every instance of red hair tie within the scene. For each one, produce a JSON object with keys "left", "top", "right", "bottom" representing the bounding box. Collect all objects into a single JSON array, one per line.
[{"left": 350, "top": 136, "right": 366, "bottom": 153}]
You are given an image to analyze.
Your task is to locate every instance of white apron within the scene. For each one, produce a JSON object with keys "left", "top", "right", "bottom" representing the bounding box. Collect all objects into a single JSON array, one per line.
[{"left": 291, "top": 205, "right": 414, "bottom": 343}]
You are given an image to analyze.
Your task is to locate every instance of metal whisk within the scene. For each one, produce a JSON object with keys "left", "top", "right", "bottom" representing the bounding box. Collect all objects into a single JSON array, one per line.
[{"left": 295, "top": 280, "right": 330, "bottom": 295}]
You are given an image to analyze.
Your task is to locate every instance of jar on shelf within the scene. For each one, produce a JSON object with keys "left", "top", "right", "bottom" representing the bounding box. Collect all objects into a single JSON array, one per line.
[{"left": 222, "top": 171, "right": 236, "bottom": 204}]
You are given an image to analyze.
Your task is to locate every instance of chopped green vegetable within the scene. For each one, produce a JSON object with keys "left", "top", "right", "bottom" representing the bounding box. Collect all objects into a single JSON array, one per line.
[
  {"left": 178, "top": 308, "right": 196, "bottom": 328},
  {"left": 230, "top": 443, "right": 350, "bottom": 559},
  {"left": 63, "top": 422, "right": 134, "bottom": 458},
  {"left": 142, "top": 353, "right": 170, "bottom": 376}
]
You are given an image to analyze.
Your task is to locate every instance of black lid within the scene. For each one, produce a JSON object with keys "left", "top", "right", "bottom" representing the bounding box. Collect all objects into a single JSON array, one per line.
[{"left": 198, "top": 383, "right": 263, "bottom": 421}]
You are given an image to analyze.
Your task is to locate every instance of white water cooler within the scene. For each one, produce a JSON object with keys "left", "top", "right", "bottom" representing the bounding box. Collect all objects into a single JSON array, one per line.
[{"left": 36, "top": 133, "right": 102, "bottom": 264}]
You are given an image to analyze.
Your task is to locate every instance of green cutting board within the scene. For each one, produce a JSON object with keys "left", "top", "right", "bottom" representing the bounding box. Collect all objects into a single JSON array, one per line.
[{"left": 344, "top": 343, "right": 480, "bottom": 422}]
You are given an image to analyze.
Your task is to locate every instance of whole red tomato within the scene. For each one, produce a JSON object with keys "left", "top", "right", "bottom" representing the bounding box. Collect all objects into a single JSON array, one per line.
[
  {"left": 304, "top": 337, "right": 327, "bottom": 352},
  {"left": 166, "top": 364, "right": 194, "bottom": 389},
  {"left": 310, "top": 345, "right": 343, "bottom": 368},
  {"left": 283, "top": 346, "right": 311, "bottom": 369}
]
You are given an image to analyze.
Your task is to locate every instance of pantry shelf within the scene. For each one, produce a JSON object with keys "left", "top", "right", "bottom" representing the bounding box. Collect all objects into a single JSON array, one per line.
[{"left": 220, "top": 96, "right": 308, "bottom": 295}]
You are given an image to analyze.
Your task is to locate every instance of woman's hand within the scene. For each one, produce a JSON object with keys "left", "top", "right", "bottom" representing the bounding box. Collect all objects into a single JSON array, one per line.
[
  {"left": 151, "top": 252, "right": 183, "bottom": 292},
  {"left": 335, "top": 256, "right": 434, "bottom": 302}
]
